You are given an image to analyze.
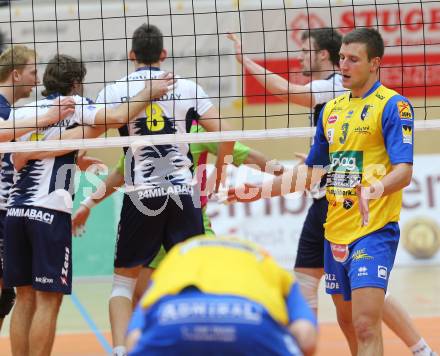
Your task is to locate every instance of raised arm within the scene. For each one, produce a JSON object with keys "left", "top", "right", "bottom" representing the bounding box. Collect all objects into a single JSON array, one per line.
[
  {"left": 227, "top": 33, "right": 315, "bottom": 108},
  {"left": 0, "top": 97, "right": 75, "bottom": 142}
]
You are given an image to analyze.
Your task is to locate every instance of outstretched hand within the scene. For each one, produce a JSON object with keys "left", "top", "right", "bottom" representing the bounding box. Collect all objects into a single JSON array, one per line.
[
  {"left": 227, "top": 32, "right": 244, "bottom": 64},
  {"left": 227, "top": 183, "right": 262, "bottom": 204},
  {"left": 77, "top": 151, "right": 106, "bottom": 173},
  {"left": 72, "top": 205, "right": 91, "bottom": 237}
]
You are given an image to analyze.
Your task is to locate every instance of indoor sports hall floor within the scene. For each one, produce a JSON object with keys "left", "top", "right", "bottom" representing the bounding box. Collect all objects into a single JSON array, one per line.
[{"left": 0, "top": 265, "right": 438, "bottom": 355}]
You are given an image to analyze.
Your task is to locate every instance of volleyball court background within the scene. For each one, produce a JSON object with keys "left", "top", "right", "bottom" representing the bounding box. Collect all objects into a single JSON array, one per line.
[{"left": 0, "top": 0, "right": 439, "bottom": 354}]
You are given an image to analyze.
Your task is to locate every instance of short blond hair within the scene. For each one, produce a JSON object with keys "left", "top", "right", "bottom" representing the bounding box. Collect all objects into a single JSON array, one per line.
[{"left": 0, "top": 45, "right": 36, "bottom": 82}]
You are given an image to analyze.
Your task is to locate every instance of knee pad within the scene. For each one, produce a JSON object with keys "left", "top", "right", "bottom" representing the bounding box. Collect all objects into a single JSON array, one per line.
[
  {"left": 0, "top": 288, "right": 16, "bottom": 318},
  {"left": 295, "top": 272, "right": 320, "bottom": 309},
  {"left": 110, "top": 274, "right": 136, "bottom": 301}
]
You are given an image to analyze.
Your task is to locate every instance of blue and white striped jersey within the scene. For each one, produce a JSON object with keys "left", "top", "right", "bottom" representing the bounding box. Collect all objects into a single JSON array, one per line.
[
  {"left": 7, "top": 95, "right": 100, "bottom": 213},
  {"left": 96, "top": 66, "right": 213, "bottom": 193},
  {"left": 0, "top": 94, "right": 13, "bottom": 211}
]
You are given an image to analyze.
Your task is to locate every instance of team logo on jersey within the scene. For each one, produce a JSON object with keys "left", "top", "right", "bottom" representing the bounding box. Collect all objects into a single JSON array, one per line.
[
  {"left": 343, "top": 198, "right": 354, "bottom": 210},
  {"left": 402, "top": 124, "right": 413, "bottom": 144},
  {"left": 397, "top": 101, "right": 412, "bottom": 120},
  {"left": 328, "top": 114, "right": 338, "bottom": 124},
  {"left": 375, "top": 93, "right": 385, "bottom": 100},
  {"left": 326, "top": 128, "right": 335, "bottom": 144},
  {"left": 360, "top": 105, "right": 372, "bottom": 120}
]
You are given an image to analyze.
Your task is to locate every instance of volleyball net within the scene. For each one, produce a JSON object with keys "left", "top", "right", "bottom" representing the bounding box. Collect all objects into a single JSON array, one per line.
[{"left": 0, "top": 0, "right": 438, "bottom": 153}]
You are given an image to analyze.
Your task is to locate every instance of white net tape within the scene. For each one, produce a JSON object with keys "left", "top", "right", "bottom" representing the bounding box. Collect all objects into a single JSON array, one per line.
[{"left": 0, "top": 119, "right": 438, "bottom": 153}]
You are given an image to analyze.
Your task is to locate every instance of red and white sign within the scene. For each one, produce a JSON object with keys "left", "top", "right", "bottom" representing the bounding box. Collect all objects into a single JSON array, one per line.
[{"left": 243, "top": 0, "right": 440, "bottom": 102}]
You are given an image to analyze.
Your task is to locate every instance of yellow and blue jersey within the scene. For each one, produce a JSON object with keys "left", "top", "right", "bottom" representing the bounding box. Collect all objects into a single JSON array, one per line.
[
  {"left": 137, "top": 236, "right": 314, "bottom": 327},
  {"left": 306, "top": 81, "right": 414, "bottom": 244}
]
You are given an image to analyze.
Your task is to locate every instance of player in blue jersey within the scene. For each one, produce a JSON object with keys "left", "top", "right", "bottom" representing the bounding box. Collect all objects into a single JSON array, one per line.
[
  {"left": 229, "top": 28, "right": 435, "bottom": 356},
  {"left": 126, "top": 235, "right": 317, "bottom": 356}
]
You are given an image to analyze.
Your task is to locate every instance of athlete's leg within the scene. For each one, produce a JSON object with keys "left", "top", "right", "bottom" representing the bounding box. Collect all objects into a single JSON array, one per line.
[
  {"left": 132, "top": 267, "right": 154, "bottom": 310},
  {"left": 0, "top": 284, "right": 15, "bottom": 332},
  {"left": 111, "top": 195, "right": 168, "bottom": 356},
  {"left": 294, "top": 268, "right": 323, "bottom": 314},
  {"left": 110, "top": 266, "right": 141, "bottom": 356},
  {"left": 352, "top": 287, "right": 384, "bottom": 356},
  {"left": 332, "top": 294, "right": 357, "bottom": 355},
  {"left": 29, "top": 291, "right": 63, "bottom": 356},
  {"left": 383, "top": 293, "right": 435, "bottom": 355},
  {"left": 294, "top": 198, "right": 327, "bottom": 313},
  {"left": 10, "top": 285, "right": 35, "bottom": 356}
]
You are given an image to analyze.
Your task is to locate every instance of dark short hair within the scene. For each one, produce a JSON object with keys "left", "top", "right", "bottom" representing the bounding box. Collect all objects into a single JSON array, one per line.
[
  {"left": 131, "top": 24, "right": 163, "bottom": 65},
  {"left": 301, "top": 28, "right": 342, "bottom": 66},
  {"left": 42, "top": 54, "right": 86, "bottom": 96},
  {"left": 342, "top": 28, "right": 384, "bottom": 60}
]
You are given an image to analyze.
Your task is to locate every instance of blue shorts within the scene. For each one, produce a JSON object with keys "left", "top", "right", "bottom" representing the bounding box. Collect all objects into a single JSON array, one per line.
[
  {"left": 3, "top": 206, "right": 72, "bottom": 294},
  {"left": 294, "top": 198, "right": 327, "bottom": 269},
  {"left": 128, "top": 290, "right": 303, "bottom": 356},
  {"left": 324, "top": 222, "right": 400, "bottom": 301},
  {"left": 115, "top": 193, "right": 204, "bottom": 268},
  {"left": 0, "top": 210, "right": 6, "bottom": 278}
]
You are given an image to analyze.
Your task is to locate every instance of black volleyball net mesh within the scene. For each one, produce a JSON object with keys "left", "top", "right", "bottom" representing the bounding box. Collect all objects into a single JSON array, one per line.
[{"left": 0, "top": 0, "right": 438, "bottom": 153}]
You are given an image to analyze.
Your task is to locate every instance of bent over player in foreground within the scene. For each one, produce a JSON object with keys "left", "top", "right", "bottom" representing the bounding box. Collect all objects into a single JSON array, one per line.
[
  {"left": 229, "top": 28, "right": 416, "bottom": 356},
  {"left": 126, "top": 236, "right": 317, "bottom": 356}
]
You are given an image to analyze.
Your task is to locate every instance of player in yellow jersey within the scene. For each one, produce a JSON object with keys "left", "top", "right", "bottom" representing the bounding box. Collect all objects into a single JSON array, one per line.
[
  {"left": 229, "top": 28, "right": 416, "bottom": 356},
  {"left": 126, "top": 236, "right": 317, "bottom": 356}
]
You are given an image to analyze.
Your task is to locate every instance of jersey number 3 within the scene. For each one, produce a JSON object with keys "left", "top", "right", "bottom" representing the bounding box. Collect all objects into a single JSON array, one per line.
[
  {"left": 339, "top": 123, "right": 349, "bottom": 144},
  {"left": 145, "top": 103, "right": 165, "bottom": 132}
]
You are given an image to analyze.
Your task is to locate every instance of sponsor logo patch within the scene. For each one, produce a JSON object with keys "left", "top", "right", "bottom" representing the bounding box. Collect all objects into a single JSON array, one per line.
[
  {"left": 327, "top": 128, "right": 335, "bottom": 144},
  {"left": 398, "top": 101, "right": 412, "bottom": 120},
  {"left": 328, "top": 114, "right": 338, "bottom": 124},
  {"left": 345, "top": 110, "right": 354, "bottom": 119},
  {"left": 352, "top": 248, "right": 374, "bottom": 262},
  {"left": 357, "top": 266, "right": 368, "bottom": 277},
  {"left": 378, "top": 265, "right": 388, "bottom": 279},
  {"left": 331, "top": 243, "right": 349, "bottom": 263},
  {"left": 343, "top": 198, "right": 354, "bottom": 210},
  {"left": 402, "top": 124, "right": 413, "bottom": 144}
]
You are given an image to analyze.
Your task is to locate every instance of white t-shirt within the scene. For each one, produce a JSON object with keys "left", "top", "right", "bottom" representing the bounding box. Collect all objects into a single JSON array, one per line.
[
  {"left": 7, "top": 95, "right": 100, "bottom": 213},
  {"left": 96, "top": 66, "right": 214, "bottom": 193},
  {"left": 304, "top": 73, "right": 345, "bottom": 110}
]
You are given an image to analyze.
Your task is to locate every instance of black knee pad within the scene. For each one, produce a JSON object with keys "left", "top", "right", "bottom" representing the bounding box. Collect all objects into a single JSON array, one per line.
[{"left": 0, "top": 288, "right": 16, "bottom": 318}]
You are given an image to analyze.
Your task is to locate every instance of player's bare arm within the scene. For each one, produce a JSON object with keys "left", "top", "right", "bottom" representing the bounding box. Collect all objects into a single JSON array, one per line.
[
  {"left": 227, "top": 32, "right": 315, "bottom": 107},
  {"left": 0, "top": 97, "right": 75, "bottom": 142}
]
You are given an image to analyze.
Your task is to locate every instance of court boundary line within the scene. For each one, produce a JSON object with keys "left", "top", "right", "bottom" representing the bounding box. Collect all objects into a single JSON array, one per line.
[{"left": 70, "top": 292, "right": 113, "bottom": 354}]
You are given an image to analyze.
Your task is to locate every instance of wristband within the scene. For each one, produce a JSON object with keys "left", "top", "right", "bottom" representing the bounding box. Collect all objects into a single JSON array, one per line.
[{"left": 80, "top": 197, "right": 97, "bottom": 210}]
